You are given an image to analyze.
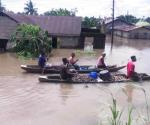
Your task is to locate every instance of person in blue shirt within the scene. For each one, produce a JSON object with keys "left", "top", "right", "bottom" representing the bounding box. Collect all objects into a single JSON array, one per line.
[{"left": 38, "top": 52, "right": 47, "bottom": 68}]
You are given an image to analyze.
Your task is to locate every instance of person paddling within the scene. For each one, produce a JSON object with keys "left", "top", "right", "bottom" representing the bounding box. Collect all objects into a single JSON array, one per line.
[
  {"left": 96, "top": 52, "right": 107, "bottom": 68},
  {"left": 68, "top": 52, "right": 80, "bottom": 70},
  {"left": 127, "top": 56, "right": 139, "bottom": 81}
]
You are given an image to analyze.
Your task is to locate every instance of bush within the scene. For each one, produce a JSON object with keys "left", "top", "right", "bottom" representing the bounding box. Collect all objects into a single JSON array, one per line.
[{"left": 11, "top": 24, "right": 52, "bottom": 58}]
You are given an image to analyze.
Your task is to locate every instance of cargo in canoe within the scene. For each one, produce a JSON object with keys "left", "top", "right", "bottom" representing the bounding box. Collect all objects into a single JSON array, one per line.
[
  {"left": 21, "top": 65, "right": 125, "bottom": 74},
  {"left": 38, "top": 73, "right": 150, "bottom": 84}
]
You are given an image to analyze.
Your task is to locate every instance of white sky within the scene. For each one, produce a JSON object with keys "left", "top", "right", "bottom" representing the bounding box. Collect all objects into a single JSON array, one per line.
[{"left": 2, "top": 0, "right": 150, "bottom": 18}]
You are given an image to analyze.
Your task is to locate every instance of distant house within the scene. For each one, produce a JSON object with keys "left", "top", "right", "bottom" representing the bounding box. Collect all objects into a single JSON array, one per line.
[
  {"left": 105, "top": 18, "right": 150, "bottom": 39},
  {"left": 0, "top": 12, "right": 105, "bottom": 50},
  {"left": 105, "top": 18, "right": 134, "bottom": 33},
  {"left": 114, "top": 26, "right": 150, "bottom": 39}
]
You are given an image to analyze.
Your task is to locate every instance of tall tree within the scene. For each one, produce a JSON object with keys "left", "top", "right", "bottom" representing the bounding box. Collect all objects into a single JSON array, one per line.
[
  {"left": 0, "top": 0, "right": 5, "bottom": 12},
  {"left": 145, "top": 17, "right": 150, "bottom": 23},
  {"left": 43, "top": 8, "right": 77, "bottom": 16},
  {"left": 117, "top": 15, "right": 139, "bottom": 24},
  {"left": 82, "top": 16, "right": 103, "bottom": 28},
  {"left": 24, "top": 0, "right": 38, "bottom": 15}
]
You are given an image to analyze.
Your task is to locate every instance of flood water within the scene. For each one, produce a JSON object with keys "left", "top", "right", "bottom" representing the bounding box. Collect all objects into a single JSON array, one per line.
[{"left": 0, "top": 35, "right": 150, "bottom": 125}]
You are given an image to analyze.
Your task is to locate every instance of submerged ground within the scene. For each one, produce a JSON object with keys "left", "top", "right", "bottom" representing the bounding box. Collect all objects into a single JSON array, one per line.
[{"left": 0, "top": 35, "right": 150, "bottom": 125}]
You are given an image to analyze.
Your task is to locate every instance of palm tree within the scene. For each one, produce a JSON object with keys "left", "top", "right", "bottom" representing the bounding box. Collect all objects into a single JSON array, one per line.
[{"left": 24, "top": 0, "right": 38, "bottom": 15}]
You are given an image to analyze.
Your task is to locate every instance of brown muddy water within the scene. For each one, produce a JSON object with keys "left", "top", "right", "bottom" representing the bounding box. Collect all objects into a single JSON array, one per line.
[{"left": 0, "top": 36, "right": 150, "bottom": 125}]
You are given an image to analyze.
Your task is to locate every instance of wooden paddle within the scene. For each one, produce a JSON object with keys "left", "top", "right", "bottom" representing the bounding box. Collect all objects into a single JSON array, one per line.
[{"left": 42, "top": 67, "right": 46, "bottom": 74}]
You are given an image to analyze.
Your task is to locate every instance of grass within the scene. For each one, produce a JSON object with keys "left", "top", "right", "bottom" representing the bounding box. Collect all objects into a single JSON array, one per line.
[
  {"left": 126, "top": 107, "right": 133, "bottom": 125},
  {"left": 109, "top": 98, "right": 123, "bottom": 125},
  {"left": 96, "top": 85, "right": 150, "bottom": 125}
]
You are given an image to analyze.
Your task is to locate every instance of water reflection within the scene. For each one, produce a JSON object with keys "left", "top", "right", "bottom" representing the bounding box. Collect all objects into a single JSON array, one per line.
[{"left": 59, "top": 84, "right": 74, "bottom": 104}]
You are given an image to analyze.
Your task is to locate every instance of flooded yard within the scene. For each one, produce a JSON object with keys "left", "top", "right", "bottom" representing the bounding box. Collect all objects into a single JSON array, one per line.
[{"left": 0, "top": 35, "right": 150, "bottom": 125}]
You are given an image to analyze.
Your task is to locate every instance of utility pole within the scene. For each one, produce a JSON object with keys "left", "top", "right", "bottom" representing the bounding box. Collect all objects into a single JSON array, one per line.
[
  {"left": 0, "top": 0, "right": 2, "bottom": 12},
  {"left": 111, "top": 0, "right": 115, "bottom": 50}
]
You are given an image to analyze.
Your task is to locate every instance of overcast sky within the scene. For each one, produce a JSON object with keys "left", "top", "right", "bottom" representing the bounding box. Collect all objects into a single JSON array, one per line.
[{"left": 2, "top": 0, "right": 150, "bottom": 18}]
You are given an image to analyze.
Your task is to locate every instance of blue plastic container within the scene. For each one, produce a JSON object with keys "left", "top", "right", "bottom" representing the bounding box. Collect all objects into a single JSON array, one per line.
[
  {"left": 80, "top": 67, "right": 88, "bottom": 70},
  {"left": 89, "top": 72, "right": 98, "bottom": 79}
]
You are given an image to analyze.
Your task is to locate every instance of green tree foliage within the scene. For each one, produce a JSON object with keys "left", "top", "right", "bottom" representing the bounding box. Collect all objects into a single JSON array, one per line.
[
  {"left": 24, "top": 0, "right": 38, "bottom": 15},
  {"left": 0, "top": 0, "right": 5, "bottom": 12},
  {"left": 145, "top": 17, "right": 150, "bottom": 23},
  {"left": 117, "top": 15, "right": 139, "bottom": 24},
  {"left": 11, "top": 24, "right": 52, "bottom": 58},
  {"left": 82, "top": 16, "right": 103, "bottom": 28},
  {"left": 43, "top": 8, "right": 77, "bottom": 16}
]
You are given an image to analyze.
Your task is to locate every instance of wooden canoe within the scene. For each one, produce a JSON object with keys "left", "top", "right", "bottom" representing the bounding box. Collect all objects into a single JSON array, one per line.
[
  {"left": 21, "top": 65, "right": 125, "bottom": 74},
  {"left": 38, "top": 73, "right": 150, "bottom": 84}
]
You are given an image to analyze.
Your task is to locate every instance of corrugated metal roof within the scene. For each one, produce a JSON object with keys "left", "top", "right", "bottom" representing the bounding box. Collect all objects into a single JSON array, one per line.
[
  {"left": 105, "top": 18, "right": 134, "bottom": 26},
  {"left": 4, "top": 12, "right": 82, "bottom": 36},
  {"left": 30, "top": 16, "right": 81, "bottom": 36}
]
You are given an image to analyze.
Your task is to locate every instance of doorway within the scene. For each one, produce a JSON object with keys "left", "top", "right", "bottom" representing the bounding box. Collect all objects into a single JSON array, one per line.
[
  {"left": 0, "top": 39, "right": 8, "bottom": 52},
  {"left": 52, "top": 37, "right": 57, "bottom": 48}
]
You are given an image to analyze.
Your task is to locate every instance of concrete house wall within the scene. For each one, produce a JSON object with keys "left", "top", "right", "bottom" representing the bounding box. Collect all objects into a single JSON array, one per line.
[
  {"left": 0, "top": 14, "right": 18, "bottom": 50},
  {"left": 129, "top": 27, "right": 150, "bottom": 39},
  {"left": 114, "top": 30, "right": 128, "bottom": 38},
  {"left": 0, "top": 15, "right": 18, "bottom": 39},
  {"left": 59, "top": 36, "right": 79, "bottom": 48},
  {"left": 114, "top": 27, "right": 150, "bottom": 39}
]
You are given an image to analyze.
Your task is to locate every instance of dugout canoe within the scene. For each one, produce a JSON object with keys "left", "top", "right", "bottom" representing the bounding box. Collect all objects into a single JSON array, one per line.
[
  {"left": 38, "top": 73, "right": 150, "bottom": 84},
  {"left": 21, "top": 65, "right": 125, "bottom": 74}
]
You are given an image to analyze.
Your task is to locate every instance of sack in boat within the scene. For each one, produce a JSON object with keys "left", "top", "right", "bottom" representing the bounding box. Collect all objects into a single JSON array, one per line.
[{"left": 99, "top": 70, "right": 112, "bottom": 81}]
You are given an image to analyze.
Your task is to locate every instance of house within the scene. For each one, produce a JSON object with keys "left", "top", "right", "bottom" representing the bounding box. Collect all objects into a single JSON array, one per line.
[
  {"left": 105, "top": 18, "right": 134, "bottom": 33},
  {"left": 0, "top": 12, "right": 18, "bottom": 51},
  {"left": 114, "top": 25, "right": 150, "bottom": 39},
  {"left": 0, "top": 12, "right": 105, "bottom": 50},
  {"left": 105, "top": 18, "right": 150, "bottom": 39}
]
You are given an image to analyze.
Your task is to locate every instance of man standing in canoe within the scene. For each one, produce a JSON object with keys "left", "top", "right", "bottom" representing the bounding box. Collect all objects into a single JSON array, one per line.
[
  {"left": 127, "top": 56, "right": 139, "bottom": 81},
  {"left": 96, "top": 52, "right": 107, "bottom": 68}
]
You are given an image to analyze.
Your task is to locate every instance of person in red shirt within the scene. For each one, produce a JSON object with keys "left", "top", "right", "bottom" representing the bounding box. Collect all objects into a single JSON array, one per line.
[{"left": 127, "top": 56, "right": 139, "bottom": 80}]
